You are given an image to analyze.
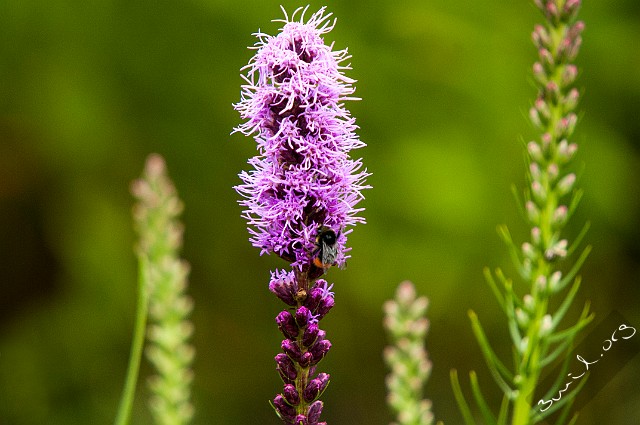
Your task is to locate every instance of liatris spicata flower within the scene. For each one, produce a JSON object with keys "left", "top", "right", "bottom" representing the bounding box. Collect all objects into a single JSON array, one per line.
[
  {"left": 383, "top": 281, "right": 435, "bottom": 425},
  {"left": 451, "top": 2, "right": 592, "bottom": 425},
  {"left": 234, "top": 6, "right": 368, "bottom": 424},
  {"left": 131, "top": 154, "right": 195, "bottom": 425}
]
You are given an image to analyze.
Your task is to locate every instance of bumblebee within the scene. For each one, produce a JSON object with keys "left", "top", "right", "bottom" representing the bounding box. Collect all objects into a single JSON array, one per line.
[{"left": 312, "top": 227, "right": 339, "bottom": 273}]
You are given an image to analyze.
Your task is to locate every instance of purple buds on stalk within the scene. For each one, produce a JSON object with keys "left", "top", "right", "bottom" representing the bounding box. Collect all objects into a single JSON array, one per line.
[{"left": 236, "top": 6, "right": 367, "bottom": 424}]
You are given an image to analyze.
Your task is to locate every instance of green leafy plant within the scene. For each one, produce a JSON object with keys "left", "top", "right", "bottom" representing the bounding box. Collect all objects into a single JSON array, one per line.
[
  {"left": 383, "top": 281, "right": 437, "bottom": 425},
  {"left": 451, "top": 1, "right": 592, "bottom": 424},
  {"left": 114, "top": 154, "right": 194, "bottom": 425}
]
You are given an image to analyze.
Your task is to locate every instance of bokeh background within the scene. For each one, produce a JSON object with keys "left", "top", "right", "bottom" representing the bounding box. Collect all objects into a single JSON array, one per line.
[{"left": 1, "top": 0, "right": 639, "bottom": 424}]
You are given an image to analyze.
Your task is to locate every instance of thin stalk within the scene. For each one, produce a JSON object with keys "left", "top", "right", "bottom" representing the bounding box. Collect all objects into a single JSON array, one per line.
[{"left": 114, "top": 258, "right": 149, "bottom": 425}]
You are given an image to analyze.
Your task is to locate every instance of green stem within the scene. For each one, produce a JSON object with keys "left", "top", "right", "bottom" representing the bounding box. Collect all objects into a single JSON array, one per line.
[{"left": 114, "top": 258, "right": 149, "bottom": 425}]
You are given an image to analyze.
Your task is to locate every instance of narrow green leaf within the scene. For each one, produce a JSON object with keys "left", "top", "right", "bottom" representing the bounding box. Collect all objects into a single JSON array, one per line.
[
  {"left": 539, "top": 338, "right": 572, "bottom": 368},
  {"left": 565, "top": 412, "right": 580, "bottom": 425},
  {"left": 511, "top": 183, "right": 527, "bottom": 222},
  {"left": 566, "top": 221, "right": 590, "bottom": 257},
  {"left": 469, "top": 371, "right": 497, "bottom": 425},
  {"left": 450, "top": 369, "right": 477, "bottom": 425},
  {"left": 548, "top": 306, "right": 594, "bottom": 343},
  {"left": 538, "top": 339, "right": 576, "bottom": 401},
  {"left": 497, "top": 394, "right": 510, "bottom": 425},
  {"left": 468, "top": 311, "right": 515, "bottom": 395},
  {"left": 530, "top": 372, "right": 589, "bottom": 422},
  {"left": 556, "top": 245, "right": 591, "bottom": 292},
  {"left": 551, "top": 276, "right": 582, "bottom": 330},
  {"left": 483, "top": 267, "right": 506, "bottom": 313},
  {"left": 567, "top": 188, "right": 583, "bottom": 218},
  {"left": 503, "top": 280, "right": 523, "bottom": 348},
  {"left": 497, "top": 225, "right": 526, "bottom": 279}
]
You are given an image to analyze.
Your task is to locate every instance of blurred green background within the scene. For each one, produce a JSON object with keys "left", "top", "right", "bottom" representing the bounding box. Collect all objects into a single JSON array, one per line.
[{"left": 1, "top": 0, "right": 639, "bottom": 424}]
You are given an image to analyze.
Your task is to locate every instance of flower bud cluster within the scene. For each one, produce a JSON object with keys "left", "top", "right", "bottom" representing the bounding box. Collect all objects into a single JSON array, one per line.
[
  {"left": 524, "top": 0, "right": 584, "bottom": 267},
  {"left": 383, "top": 281, "right": 434, "bottom": 425},
  {"left": 270, "top": 270, "right": 334, "bottom": 425},
  {"left": 131, "top": 154, "right": 194, "bottom": 425}
]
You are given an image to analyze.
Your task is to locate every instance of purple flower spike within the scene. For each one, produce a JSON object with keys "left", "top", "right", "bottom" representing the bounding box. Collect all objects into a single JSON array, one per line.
[
  {"left": 236, "top": 6, "right": 367, "bottom": 424},
  {"left": 234, "top": 5, "right": 369, "bottom": 273}
]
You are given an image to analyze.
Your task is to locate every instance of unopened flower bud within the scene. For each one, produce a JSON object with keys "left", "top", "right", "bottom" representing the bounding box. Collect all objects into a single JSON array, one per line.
[
  {"left": 541, "top": 132, "right": 553, "bottom": 154},
  {"left": 555, "top": 113, "right": 577, "bottom": 139},
  {"left": 531, "top": 181, "right": 547, "bottom": 203},
  {"left": 526, "top": 201, "right": 540, "bottom": 224},
  {"left": 273, "top": 394, "right": 296, "bottom": 421},
  {"left": 276, "top": 310, "right": 299, "bottom": 339},
  {"left": 540, "top": 314, "right": 553, "bottom": 336},
  {"left": 547, "top": 163, "right": 559, "bottom": 182},
  {"left": 304, "top": 373, "right": 330, "bottom": 402},
  {"left": 269, "top": 270, "right": 298, "bottom": 306},
  {"left": 316, "top": 294, "right": 334, "bottom": 319},
  {"left": 516, "top": 308, "right": 529, "bottom": 329},
  {"left": 556, "top": 173, "right": 576, "bottom": 196},
  {"left": 544, "top": 81, "right": 560, "bottom": 104},
  {"left": 295, "top": 306, "right": 311, "bottom": 328},
  {"left": 305, "top": 287, "right": 323, "bottom": 312},
  {"left": 282, "top": 339, "right": 302, "bottom": 363},
  {"left": 545, "top": 239, "right": 568, "bottom": 261},
  {"left": 553, "top": 205, "right": 568, "bottom": 227},
  {"left": 530, "top": 107, "right": 542, "bottom": 129},
  {"left": 566, "top": 35, "right": 582, "bottom": 62},
  {"left": 561, "top": 65, "right": 578, "bottom": 87},
  {"left": 539, "top": 48, "right": 555, "bottom": 71},
  {"left": 549, "top": 271, "right": 562, "bottom": 292},
  {"left": 531, "top": 227, "right": 542, "bottom": 245},
  {"left": 299, "top": 351, "right": 313, "bottom": 368},
  {"left": 530, "top": 163, "right": 542, "bottom": 180},
  {"left": 557, "top": 139, "right": 578, "bottom": 163},
  {"left": 528, "top": 141, "right": 544, "bottom": 163},
  {"left": 275, "top": 353, "right": 297, "bottom": 381},
  {"left": 563, "top": 87, "right": 580, "bottom": 112},
  {"left": 557, "top": 37, "right": 574, "bottom": 64},
  {"left": 523, "top": 294, "right": 535, "bottom": 311},
  {"left": 532, "top": 62, "right": 548, "bottom": 85},
  {"left": 563, "top": 0, "right": 581, "bottom": 22},
  {"left": 522, "top": 242, "right": 537, "bottom": 260},
  {"left": 568, "top": 21, "right": 586, "bottom": 41},
  {"left": 308, "top": 400, "right": 324, "bottom": 424},
  {"left": 302, "top": 323, "right": 320, "bottom": 347},
  {"left": 283, "top": 383, "right": 300, "bottom": 406},
  {"left": 532, "top": 24, "right": 551, "bottom": 49},
  {"left": 309, "top": 339, "right": 331, "bottom": 364},
  {"left": 535, "top": 97, "right": 551, "bottom": 122},
  {"left": 536, "top": 275, "right": 548, "bottom": 292},
  {"left": 522, "top": 258, "right": 533, "bottom": 279}
]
